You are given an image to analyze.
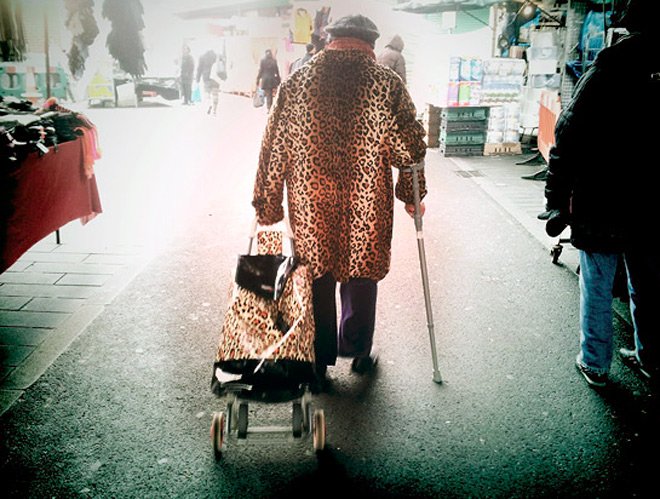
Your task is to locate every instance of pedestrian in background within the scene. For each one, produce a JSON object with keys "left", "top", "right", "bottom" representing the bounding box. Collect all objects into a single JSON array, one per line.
[
  {"left": 377, "top": 34, "right": 407, "bottom": 84},
  {"left": 252, "top": 15, "right": 427, "bottom": 390},
  {"left": 290, "top": 43, "right": 315, "bottom": 73},
  {"left": 207, "top": 52, "right": 226, "bottom": 116},
  {"left": 255, "top": 49, "right": 281, "bottom": 111},
  {"left": 196, "top": 49, "right": 217, "bottom": 112},
  {"left": 543, "top": 0, "right": 660, "bottom": 388},
  {"left": 179, "top": 45, "right": 194, "bottom": 105}
]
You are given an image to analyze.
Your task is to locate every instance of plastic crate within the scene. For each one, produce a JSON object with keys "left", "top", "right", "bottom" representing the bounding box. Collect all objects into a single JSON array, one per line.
[
  {"left": 439, "top": 143, "right": 484, "bottom": 157},
  {"left": 34, "top": 65, "right": 69, "bottom": 101},
  {"left": 440, "top": 130, "right": 486, "bottom": 145},
  {"left": 440, "top": 106, "right": 489, "bottom": 122},
  {"left": 440, "top": 119, "right": 488, "bottom": 132},
  {"left": 0, "top": 65, "right": 26, "bottom": 98}
]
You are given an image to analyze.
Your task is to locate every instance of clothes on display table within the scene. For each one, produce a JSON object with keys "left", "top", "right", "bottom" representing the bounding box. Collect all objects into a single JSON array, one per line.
[
  {"left": 1, "top": 97, "right": 102, "bottom": 273},
  {"left": 1, "top": 96, "right": 100, "bottom": 165}
]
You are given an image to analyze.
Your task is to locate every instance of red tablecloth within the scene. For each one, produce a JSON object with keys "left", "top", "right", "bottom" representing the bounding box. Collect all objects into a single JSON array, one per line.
[{"left": 1, "top": 137, "right": 102, "bottom": 273}]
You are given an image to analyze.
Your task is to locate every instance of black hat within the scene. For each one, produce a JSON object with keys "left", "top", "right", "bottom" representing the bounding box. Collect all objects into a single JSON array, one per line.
[{"left": 325, "top": 15, "right": 380, "bottom": 44}]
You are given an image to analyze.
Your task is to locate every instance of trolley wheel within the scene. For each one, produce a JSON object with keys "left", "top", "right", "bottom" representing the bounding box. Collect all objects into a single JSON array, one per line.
[
  {"left": 237, "top": 403, "right": 248, "bottom": 439},
  {"left": 303, "top": 402, "right": 312, "bottom": 432},
  {"left": 210, "top": 412, "right": 225, "bottom": 461},
  {"left": 226, "top": 400, "right": 235, "bottom": 431},
  {"left": 312, "top": 409, "right": 326, "bottom": 452},
  {"left": 292, "top": 402, "right": 303, "bottom": 438},
  {"left": 550, "top": 244, "right": 563, "bottom": 264}
]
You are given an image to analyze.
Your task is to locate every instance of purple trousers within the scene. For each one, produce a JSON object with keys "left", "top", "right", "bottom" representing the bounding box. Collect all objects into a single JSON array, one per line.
[{"left": 312, "top": 273, "right": 378, "bottom": 367}]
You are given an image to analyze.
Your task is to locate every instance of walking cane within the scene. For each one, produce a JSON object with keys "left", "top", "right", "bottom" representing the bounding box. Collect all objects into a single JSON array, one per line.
[{"left": 409, "top": 162, "right": 443, "bottom": 384}]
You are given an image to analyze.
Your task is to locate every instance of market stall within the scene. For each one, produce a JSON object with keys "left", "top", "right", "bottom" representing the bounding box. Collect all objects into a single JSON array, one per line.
[
  {"left": 0, "top": 98, "right": 102, "bottom": 273},
  {"left": 410, "top": 1, "right": 623, "bottom": 161}
]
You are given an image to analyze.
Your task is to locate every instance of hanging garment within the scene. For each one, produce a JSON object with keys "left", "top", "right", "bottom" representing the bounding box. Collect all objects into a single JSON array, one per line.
[
  {"left": 292, "top": 8, "right": 312, "bottom": 44},
  {"left": 102, "top": 0, "right": 146, "bottom": 77},
  {"left": 0, "top": 0, "right": 26, "bottom": 61}
]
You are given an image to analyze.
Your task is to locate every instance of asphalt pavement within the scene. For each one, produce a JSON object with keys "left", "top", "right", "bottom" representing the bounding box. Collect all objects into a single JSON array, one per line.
[{"left": 1, "top": 95, "right": 655, "bottom": 498}]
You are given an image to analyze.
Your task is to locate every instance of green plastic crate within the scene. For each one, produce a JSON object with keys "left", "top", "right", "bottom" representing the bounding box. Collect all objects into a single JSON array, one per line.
[
  {"left": 35, "top": 65, "right": 69, "bottom": 100},
  {"left": 440, "top": 130, "right": 486, "bottom": 145},
  {"left": 440, "top": 119, "right": 488, "bottom": 132},
  {"left": 0, "top": 66, "right": 26, "bottom": 98},
  {"left": 440, "top": 106, "right": 489, "bottom": 122},
  {"left": 439, "top": 143, "right": 484, "bottom": 157}
]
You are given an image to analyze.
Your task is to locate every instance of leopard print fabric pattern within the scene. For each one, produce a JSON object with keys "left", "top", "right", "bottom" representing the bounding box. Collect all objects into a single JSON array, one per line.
[
  {"left": 215, "top": 230, "right": 314, "bottom": 363},
  {"left": 215, "top": 264, "right": 315, "bottom": 364},
  {"left": 252, "top": 45, "right": 427, "bottom": 283}
]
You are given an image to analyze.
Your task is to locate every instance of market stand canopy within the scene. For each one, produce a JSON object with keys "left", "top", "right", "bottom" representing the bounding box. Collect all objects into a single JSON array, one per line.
[
  {"left": 394, "top": 0, "right": 503, "bottom": 14},
  {"left": 175, "top": 0, "right": 290, "bottom": 20}
]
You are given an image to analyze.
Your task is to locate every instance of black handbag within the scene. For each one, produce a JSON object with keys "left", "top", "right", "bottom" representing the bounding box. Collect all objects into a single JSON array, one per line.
[
  {"left": 233, "top": 218, "right": 298, "bottom": 301},
  {"left": 234, "top": 253, "right": 297, "bottom": 301}
]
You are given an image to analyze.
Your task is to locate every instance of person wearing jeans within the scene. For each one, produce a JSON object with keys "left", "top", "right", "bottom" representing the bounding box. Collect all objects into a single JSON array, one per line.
[
  {"left": 578, "top": 249, "right": 659, "bottom": 384},
  {"left": 543, "top": 0, "right": 660, "bottom": 388}
]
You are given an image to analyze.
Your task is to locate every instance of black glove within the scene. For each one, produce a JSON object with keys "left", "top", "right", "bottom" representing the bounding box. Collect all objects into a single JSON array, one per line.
[{"left": 544, "top": 209, "right": 569, "bottom": 237}]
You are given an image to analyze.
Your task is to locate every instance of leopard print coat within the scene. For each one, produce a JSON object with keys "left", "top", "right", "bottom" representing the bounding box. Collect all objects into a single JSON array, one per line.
[{"left": 253, "top": 40, "right": 427, "bottom": 283}]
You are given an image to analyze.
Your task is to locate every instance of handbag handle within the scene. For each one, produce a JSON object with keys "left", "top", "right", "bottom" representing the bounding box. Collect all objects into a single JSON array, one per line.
[{"left": 247, "top": 216, "right": 296, "bottom": 257}]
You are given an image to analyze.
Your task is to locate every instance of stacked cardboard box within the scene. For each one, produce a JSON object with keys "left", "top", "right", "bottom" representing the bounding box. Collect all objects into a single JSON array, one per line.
[
  {"left": 484, "top": 103, "right": 523, "bottom": 155},
  {"left": 423, "top": 103, "right": 441, "bottom": 147},
  {"left": 447, "top": 56, "right": 483, "bottom": 107}
]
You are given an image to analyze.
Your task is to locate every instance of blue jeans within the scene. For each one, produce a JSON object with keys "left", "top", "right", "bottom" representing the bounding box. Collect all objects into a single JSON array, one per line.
[{"left": 578, "top": 248, "right": 659, "bottom": 373}]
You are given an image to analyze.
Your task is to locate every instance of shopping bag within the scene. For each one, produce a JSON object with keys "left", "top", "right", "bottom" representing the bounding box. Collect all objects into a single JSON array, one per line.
[
  {"left": 212, "top": 222, "right": 316, "bottom": 394},
  {"left": 252, "top": 88, "right": 265, "bottom": 108},
  {"left": 234, "top": 254, "right": 297, "bottom": 301},
  {"left": 191, "top": 83, "right": 201, "bottom": 103}
]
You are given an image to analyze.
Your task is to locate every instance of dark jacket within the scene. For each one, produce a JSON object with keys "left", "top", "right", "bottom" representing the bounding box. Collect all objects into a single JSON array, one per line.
[
  {"left": 544, "top": 33, "right": 660, "bottom": 251},
  {"left": 196, "top": 50, "right": 216, "bottom": 84},
  {"left": 256, "top": 55, "right": 281, "bottom": 90},
  {"left": 180, "top": 53, "right": 194, "bottom": 84}
]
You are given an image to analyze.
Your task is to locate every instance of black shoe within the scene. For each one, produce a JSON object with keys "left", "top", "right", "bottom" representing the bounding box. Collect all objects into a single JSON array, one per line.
[
  {"left": 575, "top": 357, "right": 607, "bottom": 388},
  {"left": 619, "top": 348, "right": 652, "bottom": 380},
  {"left": 351, "top": 354, "right": 379, "bottom": 375},
  {"left": 521, "top": 168, "right": 548, "bottom": 181}
]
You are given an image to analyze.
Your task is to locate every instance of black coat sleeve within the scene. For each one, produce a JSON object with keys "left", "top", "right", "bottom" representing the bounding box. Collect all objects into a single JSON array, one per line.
[{"left": 544, "top": 58, "right": 610, "bottom": 213}]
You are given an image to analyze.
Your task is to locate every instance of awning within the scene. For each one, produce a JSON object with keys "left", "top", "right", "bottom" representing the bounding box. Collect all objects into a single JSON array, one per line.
[
  {"left": 394, "top": 0, "right": 505, "bottom": 14},
  {"left": 174, "top": 0, "right": 290, "bottom": 20}
]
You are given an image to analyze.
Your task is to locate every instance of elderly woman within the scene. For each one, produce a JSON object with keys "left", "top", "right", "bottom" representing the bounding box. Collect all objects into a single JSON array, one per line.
[{"left": 252, "top": 15, "right": 427, "bottom": 390}]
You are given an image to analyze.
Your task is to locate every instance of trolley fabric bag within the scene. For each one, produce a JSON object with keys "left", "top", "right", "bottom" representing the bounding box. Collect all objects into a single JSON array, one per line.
[{"left": 212, "top": 226, "right": 316, "bottom": 395}]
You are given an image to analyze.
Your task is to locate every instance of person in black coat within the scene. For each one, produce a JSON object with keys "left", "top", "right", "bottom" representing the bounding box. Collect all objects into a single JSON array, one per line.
[
  {"left": 196, "top": 49, "right": 218, "bottom": 108},
  {"left": 543, "top": 0, "right": 660, "bottom": 388},
  {"left": 179, "top": 45, "right": 195, "bottom": 105},
  {"left": 256, "top": 49, "right": 281, "bottom": 110}
]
